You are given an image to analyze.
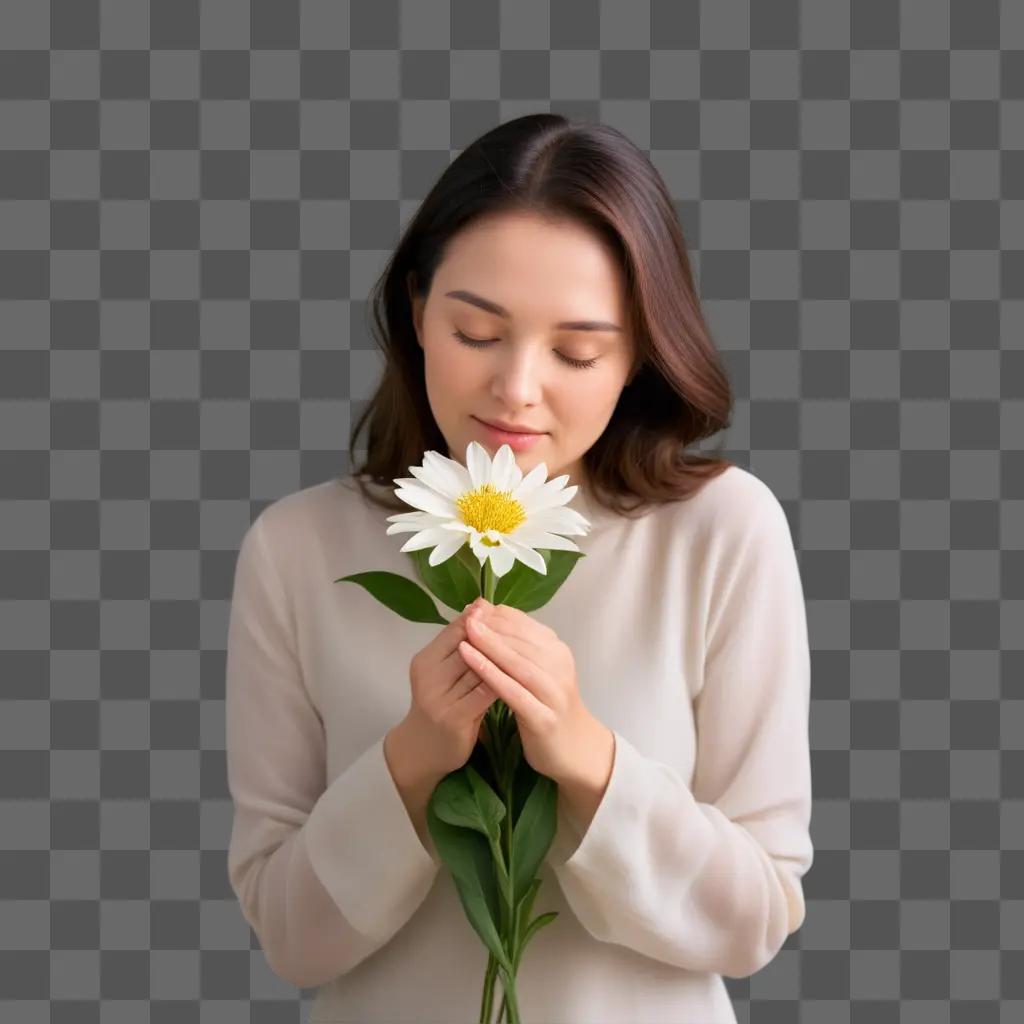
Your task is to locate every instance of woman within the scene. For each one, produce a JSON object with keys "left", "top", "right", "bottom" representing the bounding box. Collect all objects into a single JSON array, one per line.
[{"left": 225, "top": 113, "right": 813, "bottom": 1023}]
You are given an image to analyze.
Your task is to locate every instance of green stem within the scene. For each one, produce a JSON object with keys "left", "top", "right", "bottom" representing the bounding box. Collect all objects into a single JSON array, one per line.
[
  {"left": 498, "top": 965, "right": 521, "bottom": 1024},
  {"left": 487, "top": 835, "right": 511, "bottom": 906},
  {"left": 482, "top": 560, "right": 496, "bottom": 602},
  {"left": 479, "top": 951, "right": 499, "bottom": 1023},
  {"left": 499, "top": 724, "right": 521, "bottom": 1022},
  {"left": 481, "top": 558, "right": 520, "bottom": 1022}
]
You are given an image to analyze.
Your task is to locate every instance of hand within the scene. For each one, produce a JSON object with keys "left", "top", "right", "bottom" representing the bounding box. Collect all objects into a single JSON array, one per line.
[
  {"left": 404, "top": 598, "right": 499, "bottom": 778},
  {"left": 459, "top": 599, "right": 605, "bottom": 784}
]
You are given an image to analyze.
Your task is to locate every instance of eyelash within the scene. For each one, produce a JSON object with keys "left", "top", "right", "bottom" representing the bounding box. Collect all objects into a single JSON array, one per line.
[{"left": 452, "top": 330, "right": 600, "bottom": 370}]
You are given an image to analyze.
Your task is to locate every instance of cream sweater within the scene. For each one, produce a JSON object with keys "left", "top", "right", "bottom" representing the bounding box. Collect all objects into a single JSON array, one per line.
[{"left": 225, "top": 464, "right": 814, "bottom": 1023}]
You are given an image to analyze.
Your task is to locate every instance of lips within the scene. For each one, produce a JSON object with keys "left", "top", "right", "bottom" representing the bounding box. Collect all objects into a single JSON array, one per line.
[{"left": 475, "top": 417, "right": 544, "bottom": 435}]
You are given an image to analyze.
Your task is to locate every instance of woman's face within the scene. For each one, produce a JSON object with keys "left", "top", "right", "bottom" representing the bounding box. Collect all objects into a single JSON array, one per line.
[{"left": 409, "top": 210, "right": 638, "bottom": 491}]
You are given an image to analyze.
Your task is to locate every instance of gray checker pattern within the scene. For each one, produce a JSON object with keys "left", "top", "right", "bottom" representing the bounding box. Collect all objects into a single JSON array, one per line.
[{"left": 1, "top": 1, "right": 1023, "bottom": 1022}]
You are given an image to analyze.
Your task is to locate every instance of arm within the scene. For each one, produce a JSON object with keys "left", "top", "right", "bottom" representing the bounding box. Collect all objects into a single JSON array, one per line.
[
  {"left": 226, "top": 513, "right": 442, "bottom": 990},
  {"left": 384, "top": 715, "right": 447, "bottom": 850},
  {"left": 546, "top": 484, "right": 814, "bottom": 979},
  {"left": 556, "top": 718, "right": 616, "bottom": 835}
]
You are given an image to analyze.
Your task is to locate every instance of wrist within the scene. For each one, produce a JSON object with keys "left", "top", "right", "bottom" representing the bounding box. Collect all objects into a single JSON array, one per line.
[
  {"left": 557, "top": 719, "right": 615, "bottom": 835},
  {"left": 387, "top": 713, "right": 440, "bottom": 792},
  {"left": 385, "top": 716, "right": 442, "bottom": 850}
]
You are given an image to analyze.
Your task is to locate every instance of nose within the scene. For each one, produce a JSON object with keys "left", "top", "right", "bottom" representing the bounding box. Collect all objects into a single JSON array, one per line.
[{"left": 487, "top": 345, "right": 545, "bottom": 408}]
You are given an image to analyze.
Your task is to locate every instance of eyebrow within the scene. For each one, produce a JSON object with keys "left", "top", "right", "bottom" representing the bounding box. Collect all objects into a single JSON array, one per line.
[{"left": 444, "top": 289, "right": 624, "bottom": 333}]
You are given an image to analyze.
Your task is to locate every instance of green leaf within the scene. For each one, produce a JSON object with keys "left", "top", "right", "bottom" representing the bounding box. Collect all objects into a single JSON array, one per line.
[
  {"left": 511, "top": 884, "right": 557, "bottom": 972},
  {"left": 430, "top": 764, "right": 505, "bottom": 844},
  {"left": 407, "top": 544, "right": 481, "bottom": 615},
  {"left": 333, "top": 570, "right": 448, "bottom": 624},
  {"left": 510, "top": 773, "right": 558, "bottom": 903},
  {"left": 426, "top": 790, "right": 512, "bottom": 973},
  {"left": 519, "top": 911, "right": 558, "bottom": 959},
  {"left": 498, "top": 729, "right": 522, "bottom": 792},
  {"left": 513, "top": 877, "right": 541, "bottom": 955},
  {"left": 492, "top": 549, "right": 587, "bottom": 612}
]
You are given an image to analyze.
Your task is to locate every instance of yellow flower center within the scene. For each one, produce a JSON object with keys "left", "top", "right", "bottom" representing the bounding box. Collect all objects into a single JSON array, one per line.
[{"left": 456, "top": 483, "right": 526, "bottom": 546}]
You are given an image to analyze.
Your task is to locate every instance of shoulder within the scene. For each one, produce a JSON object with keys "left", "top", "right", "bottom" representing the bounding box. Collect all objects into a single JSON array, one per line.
[
  {"left": 682, "top": 464, "right": 791, "bottom": 543},
  {"left": 694, "top": 468, "right": 805, "bottom": 642},
  {"left": 674, "top": 466, "right": 798, "bottom": 601},
  {"left": 251, "top": 477, "right": 354, "bottom": 556},
  {"left": 695, "top": 462, "right": 782, "bottom": 509}
]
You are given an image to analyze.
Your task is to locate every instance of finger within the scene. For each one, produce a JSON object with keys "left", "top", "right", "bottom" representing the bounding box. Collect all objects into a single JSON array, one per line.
[
  {"left": 466, "top": 613, "right": 539, "bottom": 664},
  {"left": 486, "top": 602, "right": 557, "bottom": 645},
  {"left": 473, "top": 605, "right": 556, "bottom": 668},
  {"left": 446, "top": 665, "right": 482, "bottom": 701},
  {"left": 465, "top": 614, "right": 555, "bottom": 703},
  {"left": 440, "top": 642, "right": 480, "bottom": 689},
  {"left": 453, "top": 680, "right": 498, "bottom": 724},
  {"left": 431, "top": 598, "right": 485, "bottom": 659},
  {"left": 457, "top": 638, "right": 552, "bottom": 729},
  {"left": 437, "top": 603, "right": 492, "bottom": 685}
]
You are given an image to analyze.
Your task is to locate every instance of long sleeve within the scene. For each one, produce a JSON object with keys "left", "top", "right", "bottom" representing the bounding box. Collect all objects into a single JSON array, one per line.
[
  {"left": 225, "top": 511, "right": 441, "bottom": 990},
  {"left": 547, "top": 484, "right": 814, "bottom": 979}
]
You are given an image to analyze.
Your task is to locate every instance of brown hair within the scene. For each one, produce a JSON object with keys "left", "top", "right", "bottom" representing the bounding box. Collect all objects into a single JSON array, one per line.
[{"left": 346, "top": 113, "right": 735, "bottom": 519}]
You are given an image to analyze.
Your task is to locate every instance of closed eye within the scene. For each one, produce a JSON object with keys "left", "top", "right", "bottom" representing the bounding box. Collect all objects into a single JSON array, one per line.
[{"left": 452, "top": 330, "right": 600, "bottom": 370}]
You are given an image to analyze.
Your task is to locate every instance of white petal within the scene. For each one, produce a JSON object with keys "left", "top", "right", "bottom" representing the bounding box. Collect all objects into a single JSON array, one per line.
[
  {"left": 522, "top": 478, "right": 576, "bottom": 516},
  {"left": 424, "top": 448, "right": 474, "bottom": 484},
  {"left": 505, "top": 528, "right": 582, "bottom": 553},
  {"left": 513, "top": 461, "right": 550, "bottom": 503},
  {"left": 397, "top": 527, "right": 456, "bottom": 553},
  {"left": 539, "top": 508, "right": 591, "bottom": 534},
  {"left": 490, "top": 444, "right": 521, "bottom": 491},
  {"left": 488, "top": 541, "right": 516, "bottom": 578},
  {"left": 439, "top": 520, "right": 474, "bottom": 534},
  {"left": 499, "top": 535, "right": 548, "bottom": 575},
  {"left": 385, "top": 510, "right": 425, "bottom": 522},
  {"left": 385, "top": 510, "right": 435, "bottom": 525},
  {"left": 518, "top": 506, "right": 590, "bottom": 536},
  {"left": 406, "top": 464, "right": 448, "bottom": 494},
  {"left": 386, "top": 521, "right": 434, "bottom": 536},
  {"left": 465, "top": 440, "right": 493, "bottom": 489},
  {"left": 394, "top": 481, "right": 460, "bottom": 519},
  {"left": 420, "top": 452, "right": 472, "bottom": 500},
  {"left": 385, "top": 511, "right": 442, "bottom": 535},
  {"left": 467, "top": 531, "right": 493, "bottom": 565},
  {"left": 427, "top": 533, "right": 467, "bottom": 566}
]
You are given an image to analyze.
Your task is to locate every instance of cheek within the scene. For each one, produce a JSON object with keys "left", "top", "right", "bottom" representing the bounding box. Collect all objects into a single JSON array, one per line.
[
  {"left": 559, "top": 379, "right": 615, "bottom": 417},
  {"left": 425, "top": 333, "right": 472, "bottom": 385}
]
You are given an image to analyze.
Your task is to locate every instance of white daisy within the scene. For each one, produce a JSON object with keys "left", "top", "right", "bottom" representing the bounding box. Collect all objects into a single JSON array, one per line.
[{"left": 385, "top": 441, "right": 592, "bottom": 578}]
